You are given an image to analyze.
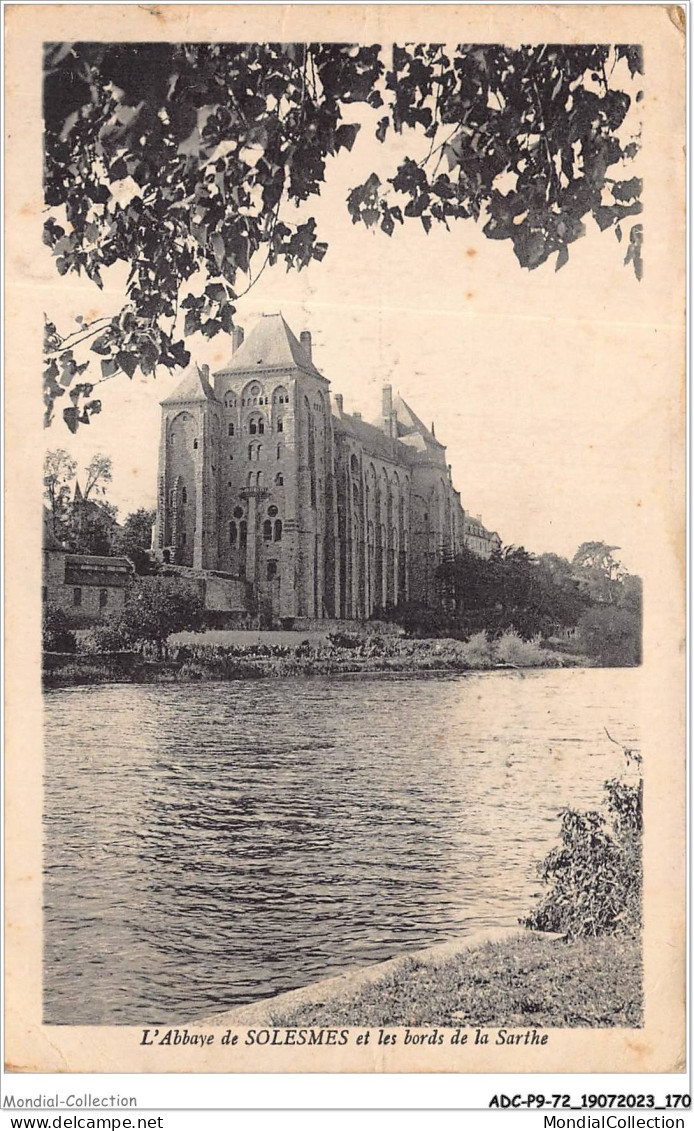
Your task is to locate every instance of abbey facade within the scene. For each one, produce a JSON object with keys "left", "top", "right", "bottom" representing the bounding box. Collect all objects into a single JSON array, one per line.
[{"left": 154, "top": 314, "right": 500, "bottom": 622}]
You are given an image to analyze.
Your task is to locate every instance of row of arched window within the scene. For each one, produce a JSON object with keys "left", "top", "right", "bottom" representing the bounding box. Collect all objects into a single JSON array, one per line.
[
  {"left": 248, "top": 442, "right": 284, "bottom": 461},
  {"left": 238, "top": 393, "right": 289, "bottom": 407},
  {"left": 226, "top": 418, "right": 284, "bottom": 437},
  {"left": 229, "top": 518, "right": 282, "bottom": 544},
  {"left": 246, "top": 471, "right": 284, "bottom": 488}
]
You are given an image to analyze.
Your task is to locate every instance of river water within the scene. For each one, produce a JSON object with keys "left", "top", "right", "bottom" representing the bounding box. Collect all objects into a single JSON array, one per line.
[{"left": 43, "top": 668, "right": 638, "bottom": 1024}]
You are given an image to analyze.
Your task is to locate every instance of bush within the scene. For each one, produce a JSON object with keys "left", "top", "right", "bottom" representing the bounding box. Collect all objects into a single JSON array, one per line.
[
  {"left": 122, "top": 575, "right": 206, "bottom": 656},
  {"left": 494, "top": 630, "right": 547, "bottom": 667},
  {"left": 522, "top": 751, "right": 642, "bottom": 937},
  {"left": 456, "top": 631, "right": 494, "bottom": 667},
  {"left": 42, "top": 604, "right": 77, "bottom": 653},
  {"left": 81, "top": 617, "right": 133, "bottom": 653},
  {"left": 327, "top": 631, "right": 363, "bottom": 650},
  {"left": 578, "top": 605, "right": 641, "bottom": 667}
]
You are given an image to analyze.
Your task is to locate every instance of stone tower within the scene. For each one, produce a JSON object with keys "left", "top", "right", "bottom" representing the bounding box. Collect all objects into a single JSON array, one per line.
[
  {"left": 154, "top": 363, "right": 221, "bottom": 569},
  {"left": 211, "top": 313, "right": 339, "bottom": 621}
]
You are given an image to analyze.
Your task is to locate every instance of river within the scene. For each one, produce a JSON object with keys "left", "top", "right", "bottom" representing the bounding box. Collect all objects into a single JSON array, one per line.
[{"left": 43, "top": 668, "right": 638, "bottom": 1024}]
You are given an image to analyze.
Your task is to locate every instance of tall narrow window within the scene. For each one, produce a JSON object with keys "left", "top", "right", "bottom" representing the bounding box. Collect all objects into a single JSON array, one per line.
[
  {"left": 240, "top": 521, "right": 247, "bottom": 547},
  {"left": 228, "top": 422, "right": 234, "bottom": 436},
  {"left": 193, "top": 439, "right": 198, "bottom": 449},
  {"left": 99, "top": 589, "right": 108, "bottom": 609},
  {"left": 73, "top": 587, "right": 82, "bottom": 607},
  {"left": 277, "top": 418, "right": 283, "bottom": 433},
  {"left": 274, "top": 519, "right": 283, "bottom": 542},
  {"left": 249, "top": 420, "right": 257, "bottom": 435},
  {"left": 277, "top": 443, "right": 282, "bottom": 460},
  {"left": 263, "top": 519, "right": 272, "bottom": 541},
  {"left": 275, "top": 473, "right": 284, "bottom": 486},
  {"left": 229, "top": 521, "right": 237, "bottom": 545},
  {"left": 181, "top": 487, "right": 187, "bottom": 504},
  {"left": 267, "top": 561, "right": 278, "bottom": 580}
]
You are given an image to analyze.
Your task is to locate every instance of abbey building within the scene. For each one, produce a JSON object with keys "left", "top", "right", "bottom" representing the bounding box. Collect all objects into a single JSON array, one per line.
[{"left": 154, "top": 314, "right": 500, "bottom": 622}]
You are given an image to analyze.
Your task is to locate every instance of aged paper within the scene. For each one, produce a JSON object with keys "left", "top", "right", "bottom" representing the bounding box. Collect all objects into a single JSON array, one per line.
[{"left": 4, "top": 3, "right": 686, "bottom": 1077}]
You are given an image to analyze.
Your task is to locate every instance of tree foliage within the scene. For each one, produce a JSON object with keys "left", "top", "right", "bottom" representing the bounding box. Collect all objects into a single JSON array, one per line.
[
  {"left": 577, "top": 604, "right": 642, "bottom": 667},
  {"left": 43, "top": 41, "right": 643, "bottom": 429},
  {"left": 43, "top": 448, "right": 77, "bottom": 533},
  {"left": 44, "top": 448, "right": 119, "bottom": 552},
  {"left": 112, "top": 508, "right": 157, "bottom": 574},
  {"left": 523, "top": 749, "right": 642, "bottom": 938},
  {"left": 119, "top": 575, "right": 205, "bottom": 656},
  {"left": 83, "top": 452, "right": 113, "bottom": 500},
  {"left": 436, "top": 544, "right": 588, "bottom": 639},
  {"left": 42, "top": 603, "right": 77, "bottom": 653}
]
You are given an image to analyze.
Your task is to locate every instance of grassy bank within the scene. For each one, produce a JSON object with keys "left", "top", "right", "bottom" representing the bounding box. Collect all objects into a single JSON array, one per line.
[
  {"left": 44, "top": 630, "right": 591, "bottom": 686},
  {"left": 266, "top": 932, "right": 642, "bottom": 1029}
]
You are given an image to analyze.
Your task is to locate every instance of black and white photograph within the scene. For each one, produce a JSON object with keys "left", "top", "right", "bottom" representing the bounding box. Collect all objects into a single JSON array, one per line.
[{"left": 4, "top": 2, "right": 686, "bottom": 1081}]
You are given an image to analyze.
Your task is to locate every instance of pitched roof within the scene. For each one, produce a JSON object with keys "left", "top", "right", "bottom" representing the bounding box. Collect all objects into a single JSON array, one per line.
[
  {"left": 334, "top": 411, "right": 405, "bottom": 463},
  {"left": 394, "top": 395, "right": 444, "bottom": 448},
  {"left": 215, "top": 314, "right": 324, "bottom": 380},
  {"left": 161, "top": 363, "right": 218, "bottom": 406}
]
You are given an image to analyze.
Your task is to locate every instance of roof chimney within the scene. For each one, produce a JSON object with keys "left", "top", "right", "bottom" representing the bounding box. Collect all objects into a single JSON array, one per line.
[
  {"left": 334, "top": 393, "right": 343, "bottom": 416},
  {"left": 353, "top": 411, "right": 362, "bottom": 421},
  {"left": 232, "top": 326, "right": 244, "bottom": 353},
  {"left": 300, "top": 330, "right": 312, "bottom": 362},
  {"left": 382, "top": 384, "right": 393, "bottom": 415}
]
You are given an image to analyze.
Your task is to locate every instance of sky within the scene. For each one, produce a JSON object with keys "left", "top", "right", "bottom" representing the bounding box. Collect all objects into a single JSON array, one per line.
[{"left": 40, "top": 89, "right": 653, "bottom": 573}]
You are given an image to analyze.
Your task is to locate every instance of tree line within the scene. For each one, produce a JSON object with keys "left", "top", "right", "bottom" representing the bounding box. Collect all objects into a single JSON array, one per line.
[{"left": 381, "top": 541, "right": 642, "bottom": 666}]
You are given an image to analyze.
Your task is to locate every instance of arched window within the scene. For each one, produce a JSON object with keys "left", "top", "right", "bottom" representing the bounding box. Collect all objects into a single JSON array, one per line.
[
  {"left": 181, "top": 487, "right": 187, "bottom": 504},
  {"left": 350, "top": 454, "right": 359, "bottom": 475},
  {"left": 193, "top": 439, "right": 198, "bottom": 450},
  {"left": 277, "top": 443, "right": 282, "bottom": 460},
  {"left": 275, "top": 473, "right": 284, "bottom": 486},
  {"left": 274, "top": 519, "right": 283, "bottom": 542},
  {"left": 248, "top": 443, "right": 253, "bottom": 460},
  {"left": 263, "top": 519, "right": 272, "bottom": 541},
  {"left": 239, "top": 520, "right": 247, "bottom": 546},
  {"left": 228, "top": 422, "right": 234, "bottom": 436},
  {"left": 229, "top": 521, "right": 237, "bottom": 545},
  {"left": 249, "top": 419, "right": 257, "bottom": 434},
  {"left": 277, "top": 418, "right": 283, "bottom": 433},
  {"left": 257, "top": 471, "right": 264, "bottom": 488},
  {"left": 268, "top": 504, "right": 278, "bottom": 517}
]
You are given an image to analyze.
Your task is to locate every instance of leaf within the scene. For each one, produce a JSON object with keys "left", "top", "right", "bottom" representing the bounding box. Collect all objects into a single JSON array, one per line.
[
  {"left": 101, "top": 358, "right": 119, "bottom": 378},
  {"left": 205, "top": 282, "right": 227, "bottom": 302},
  {"left": 334, "top": 123, "right": 360, "bottom": 152},
  {"left": 375, "top": 116, "right": 389, "bottom": 143},
  {"left": 116, "top": 351, "right": 138, "bottom": 378},
  {"left": 211, "top": 232, "right": 226, "bottom": 268},
  {"left": 611, "top": 177, "right": 642, "bottom": 203}
]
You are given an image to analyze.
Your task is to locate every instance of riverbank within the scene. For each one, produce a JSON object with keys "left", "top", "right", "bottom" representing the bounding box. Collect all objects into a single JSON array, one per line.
[
  {"left": 44, "top": 630, "right": 591, "bottom": 687},
  {"left": 198, "top": 929, "right": 642, "bottom": 1030}
]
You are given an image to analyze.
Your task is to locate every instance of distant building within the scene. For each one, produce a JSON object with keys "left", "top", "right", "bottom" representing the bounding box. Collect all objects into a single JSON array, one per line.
[
  {"left": 154, "top": 314, "right": 500, "bottom": 622},
  {"left": 43, "top": 509, "right": 134, "bottom": 624},
  {"left": 463, "top": 515, "right": 502, "bottom": 559}
]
